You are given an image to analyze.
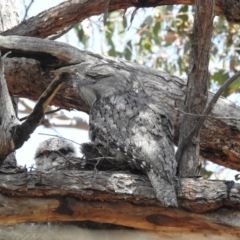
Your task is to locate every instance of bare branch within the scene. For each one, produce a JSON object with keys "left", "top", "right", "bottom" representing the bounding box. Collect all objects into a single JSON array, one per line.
[
  {"left": 176, "top": 70, "right": 240, "bottom": 171},
  {"left": 23, "top": 0, "right": 34, "bottom": 20},
  {"left": 19, "top": 107, "right": 62, "bottom": 121},
  {"left": 103, "top": 0, "right": 111, "bottom": 25},
  {"left": 47, "top": 26, "right": 73, "bottom": 40},
  {"left": 13, "top": 72, "right": 71, "bottom": 151},
  {"left": 19, "top": 101, "right": 89, "bottom": 130},
  {"left": 1, "top": 0, "right": 240, "bottom": 39},
  {"left": 0, "top": 170, "right": 240, "bottom": 235},
  {"left": 176, "top": 0, "right": 214, "bottom": 176},
  {"left": 176, "top": 108, "right": 240, "bottom": 121}
]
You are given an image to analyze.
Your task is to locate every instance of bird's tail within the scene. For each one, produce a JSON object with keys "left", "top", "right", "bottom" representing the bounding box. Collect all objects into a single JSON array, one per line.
[{"left": 147, "top": 170, "right": 178, "bottom": 207}]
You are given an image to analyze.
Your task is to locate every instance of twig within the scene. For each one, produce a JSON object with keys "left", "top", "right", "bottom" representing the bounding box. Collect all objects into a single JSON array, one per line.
[
  {"left": 86, "top": 157, "right": 115, "bottom": 161},
  {"left": 47, "top": 26, "right": 73, "bottom": 40},
  {"left": 129, "top": 8, "right": 138, "bottom": 30},
  {"left": 103, "top": 0, "right": 111, "bottom": 25},
  {"left": 56, "top": 150, "right": 72, "bottom": 164},
  {"left": 235, "top": 173, "right": 240, "bottom": 181},
  {"left": 23, "top": 0, "right": 34, "bottom": 20},
  {"left": 20, "top": 108, "right": 62, "bottom": 121},
  {"left": 176, "top": 108, "right": 240, "bottom": 121},
  {"left": 176, "top": 70, "right": 240, "bottom": 164},
  {"left": 13, "top": 72, "right": 70, "bottom": 150},
  {"left": 38, "top": 133, "right": 81, "bottom": 146}
]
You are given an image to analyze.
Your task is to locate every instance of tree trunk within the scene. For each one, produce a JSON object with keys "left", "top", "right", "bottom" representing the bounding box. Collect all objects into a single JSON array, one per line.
[
  {"left": 0, "top": 0, "right": 20, "bottom": 162},
  {"left": 176, "top": 0, "right": 214, "bottom": 176},
  {"left": 0, "top": 0, "right": 18, "bottom": 32}
]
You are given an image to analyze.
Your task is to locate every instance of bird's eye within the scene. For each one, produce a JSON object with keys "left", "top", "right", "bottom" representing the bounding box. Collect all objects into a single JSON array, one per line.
[
  {"left": 59, "top": 149, "right": 67, "bottom": 155},
  {"left": 44, "top": 151, "right": 50, "bottom": 157}
]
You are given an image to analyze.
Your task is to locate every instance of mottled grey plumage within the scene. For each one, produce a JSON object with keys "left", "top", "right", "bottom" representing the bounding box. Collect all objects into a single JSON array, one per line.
[
  {"left": 34, "top": 138, "right": 78, "bottom": 171},
  {"left": 74, "top": 65, "right": 178, "bottom": 207}
]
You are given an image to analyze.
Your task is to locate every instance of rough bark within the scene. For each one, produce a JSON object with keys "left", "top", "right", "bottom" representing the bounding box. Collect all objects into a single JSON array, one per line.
[
  {"left": 0, "top": 1, "right": 239, "bottom": 236},
  {"left": 0, "top": 0, "right": 20, "bottom": 162},
  {"left": 0, "top": 169, "right": 239, "bottom": 236},
  {"left": 1, "top": 0, "right": 240, "bottom": 39},
  {"left": 0, "top": 36, "right": 240, "bottom": 171},
  {"left": 0, "top": 53, "right": 20, "bottom": 162},
  {"left": 0, "top": 0, "right": 18, "bottom": 33},
  {"left": 0, "top": 56, "right": 71, "bottom": 162},
  {"left": 176, "top": 0, "right": 214, "bottom": 176}
]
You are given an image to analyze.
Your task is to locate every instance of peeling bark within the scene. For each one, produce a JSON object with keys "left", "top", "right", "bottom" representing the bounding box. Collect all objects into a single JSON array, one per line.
[
  {"left": 1, "top": 170, "right": 239, "bottom": 213},
  {"left": 0, "top": 170, "right": 239, "bottom": 236}
]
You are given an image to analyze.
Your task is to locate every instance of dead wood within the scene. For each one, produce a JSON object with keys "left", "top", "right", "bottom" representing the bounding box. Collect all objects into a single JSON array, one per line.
[{"left": 0, "top": 169, "right": 240, "bottom": 236}]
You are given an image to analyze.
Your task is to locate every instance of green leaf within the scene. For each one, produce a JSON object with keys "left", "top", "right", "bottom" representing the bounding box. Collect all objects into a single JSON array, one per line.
[
  {"left": 153, "top": 22, "right": 161, "bottom": 37},
  {"left": 124, "top": 40, "right": 132, "bottom": 60}
]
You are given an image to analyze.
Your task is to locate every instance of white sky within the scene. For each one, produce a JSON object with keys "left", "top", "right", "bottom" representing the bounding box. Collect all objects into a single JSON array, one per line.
[
  {"left": 16, "top": 0, "right": 89, "bottom": 167},
  {"left": 15, "top": 0, "right": 239, "bottom": 181}
]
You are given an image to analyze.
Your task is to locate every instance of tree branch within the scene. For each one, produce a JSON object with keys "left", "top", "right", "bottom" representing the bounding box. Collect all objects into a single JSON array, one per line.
[
  {"left": 0, "top": 52, "right": 71, "bottom": 162},
  {"left": 1, "top": 0, "right": 240, "bottom": 39},
  {"left": 0, "top": 52, "right": 20, "bottom": 162},
  {"left": 1, "top": 36, "right": 240, "bottom": 170},
  {"left": 176, "top": 0, "right": 214, "bottom": 176},
  {"left": 177, "top": 70, "right": 240, "bottom": 173},
  {"left": 0, "top": 170, "right": 240, "bottom": 235},
  {"left": 12, "top": 72, "right": 70, "bottom": 150}
]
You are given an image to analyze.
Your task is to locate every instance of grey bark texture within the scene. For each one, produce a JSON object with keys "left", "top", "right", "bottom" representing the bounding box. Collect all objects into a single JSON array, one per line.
[
  {"left": 0, "top": 0, "right": 240, "bottom": 236},
  {"left": 0, "top": 0, "right": 18, "bottom": 33},
  {"left": 0, "top": 51, "right": 20, "bottom": 163},
  {"left": 0, "top": 170, "right": 240, "bottom": 237},
  {"left": 176, "top": 0, "right": 214, "bottom": 176},
  {"left": 0, "top": 36, "right": 240, "bottom": 171},
  {"left": 0, "top": 0, "right": 20, "bottom": 163}
]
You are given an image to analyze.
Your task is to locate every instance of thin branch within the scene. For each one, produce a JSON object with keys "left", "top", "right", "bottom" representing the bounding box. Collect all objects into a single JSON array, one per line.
[
  {"left": 23, "top": 0, "right": 35, "bottom": 20},
  {"left": 38, "top": 133, "right": 81, "bottom": 146},
  {"left": 19, "top": 107, "right": 62, "bottom": 121},
  {"left": 103, "top": 0, "right": 111, "bottom": 25},
  {"left": 176, "top": 108, "right": 240, "bottom": 120},
  {"left": 2, "top": 0, "right": 240, "bottom": 39},
  {"left": 176, "top": 70, "right": 240, "bottom": 165},
  {"left": 44, "top": 107, "right": 62, "bottom": 115},
  {"left": 47, "top": 26, "right": 74, "bottom": 40},
  {"left": 13, "top": 72, "right": 70, "bottom": 150}
]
